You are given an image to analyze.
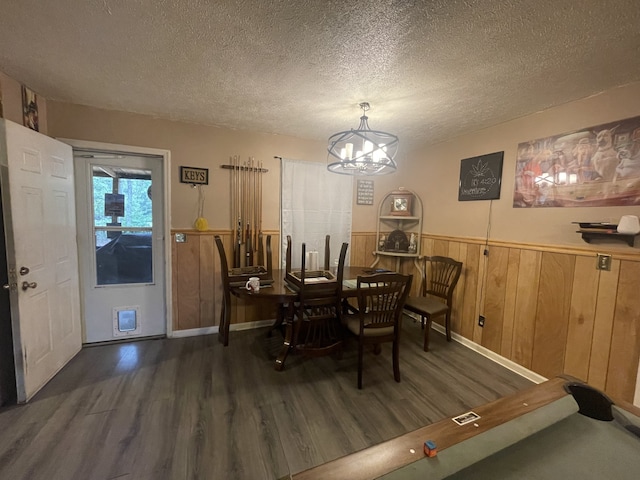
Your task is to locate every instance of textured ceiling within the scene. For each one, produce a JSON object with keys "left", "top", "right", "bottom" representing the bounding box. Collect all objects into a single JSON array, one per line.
[{"left": 1, "top": 0, "right": 640, "bottom": 153}]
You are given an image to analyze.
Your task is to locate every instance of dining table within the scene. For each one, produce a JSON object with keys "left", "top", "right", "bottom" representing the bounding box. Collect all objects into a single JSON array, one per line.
[{"left": 231, "top": 266, "right": 387, "bottom": 370}]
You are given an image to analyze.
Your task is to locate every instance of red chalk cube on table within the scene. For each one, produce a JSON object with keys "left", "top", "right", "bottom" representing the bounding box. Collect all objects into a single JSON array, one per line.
[{"left": 424, "top": 440, "right": 437, "bottom": 457}]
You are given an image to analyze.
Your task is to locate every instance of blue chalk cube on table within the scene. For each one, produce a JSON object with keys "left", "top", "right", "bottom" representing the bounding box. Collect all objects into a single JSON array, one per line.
[{"left": 424, "top": 440, "right": 437, "bottom": 457}]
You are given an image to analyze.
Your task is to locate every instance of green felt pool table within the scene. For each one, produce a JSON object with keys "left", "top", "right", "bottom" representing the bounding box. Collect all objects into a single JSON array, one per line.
[{"left": 293, "top": 378, "right": 640, "bottom": 480}]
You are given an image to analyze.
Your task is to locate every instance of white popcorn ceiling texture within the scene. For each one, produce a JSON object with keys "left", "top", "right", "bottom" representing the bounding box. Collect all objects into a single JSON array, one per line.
[{"left": 1, "top": 0, "right": 639, "bottom": 153}]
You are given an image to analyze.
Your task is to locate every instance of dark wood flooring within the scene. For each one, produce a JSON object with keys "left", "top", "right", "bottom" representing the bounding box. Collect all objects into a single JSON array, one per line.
[{"left": 0, "top": 318, "right": 532, "bottom": 480}]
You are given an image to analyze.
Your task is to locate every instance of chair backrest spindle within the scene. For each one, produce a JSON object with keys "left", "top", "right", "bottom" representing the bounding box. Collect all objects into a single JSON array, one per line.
[{"left": 421, "top": 256, "right": 463, "bottom": 304}]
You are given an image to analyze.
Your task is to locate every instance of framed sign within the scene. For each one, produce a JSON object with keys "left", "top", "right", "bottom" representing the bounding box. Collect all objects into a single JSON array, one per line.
[
  {"left": 357, "top": 179, "right": 374, "bottom": 205},
  {"left": 180, "top": 166, "right": 209, "bottom": 185},
  {"left": 104, "top": 193, "right": 125, "bottom": 217},
  {"left": 458, "top": 151, "right": 504, "bottom": 201}
]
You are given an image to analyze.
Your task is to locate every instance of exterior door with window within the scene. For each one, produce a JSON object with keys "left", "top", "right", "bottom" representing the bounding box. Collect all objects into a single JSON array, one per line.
[{"left": 74, "top": 153, "right": 165, "bottom": 343}]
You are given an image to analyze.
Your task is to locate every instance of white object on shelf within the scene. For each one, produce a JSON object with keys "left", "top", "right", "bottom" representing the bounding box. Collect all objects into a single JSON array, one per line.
[{"left": 617, "top": 215, "right": 640, "bottom": 235}]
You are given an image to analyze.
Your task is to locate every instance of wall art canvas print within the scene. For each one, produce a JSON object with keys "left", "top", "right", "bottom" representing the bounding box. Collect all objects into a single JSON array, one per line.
[
  {"left": 21, "top": 85, "right": 39, "bottom": 131},
  {"left": 514, "top": 115, "right": 640, "bottom": 207}
]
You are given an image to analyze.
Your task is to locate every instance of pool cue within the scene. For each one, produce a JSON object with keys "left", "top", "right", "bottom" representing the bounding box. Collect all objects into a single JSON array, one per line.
[
  {"left": 252, "top": 157, "right": 258, "bottom": 262},
  {"left": 235, "top": 155, "right": 242, "bottom": 267},
  {"left": 257, "top": 160, "right": 263, "bottom": 242},
  {"left": 231, "top": 156, "right": 237, "bottom": 267}
]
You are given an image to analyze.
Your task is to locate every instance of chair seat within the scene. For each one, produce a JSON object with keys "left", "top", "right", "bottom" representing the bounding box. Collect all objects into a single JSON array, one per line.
[
  {"left": 345, "top": 315, "right": 394, "bottom": 337},
  {"left": 404, "top": 296, "right": 449, "bottom": 316}
]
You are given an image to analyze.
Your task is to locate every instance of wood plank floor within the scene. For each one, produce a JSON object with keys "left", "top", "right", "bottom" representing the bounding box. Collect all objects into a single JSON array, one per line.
[{"left": 0, "top": 318, "right": 533, "bottom": 480}]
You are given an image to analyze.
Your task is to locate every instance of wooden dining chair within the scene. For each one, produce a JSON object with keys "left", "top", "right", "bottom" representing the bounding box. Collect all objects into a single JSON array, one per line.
[
  {"left": 256, "top": 232, "right": 273, "bottom": 276},
  {"left": 285, "top": 235, "right": 292, "bottom": 272},
  {"left": 214, "top": 235, "right": 232, "bottom": 346},
  {"left": 323, "top": 234, "right": 331, "bottom": 270},
  {"left": 289, "top": 242, "right": 349, "bottom": 360},
  {"left": 404, "top": 256, "right": 463, "bottom": 352},
  {"left": 345, "top": 272, "right": 412, "bottom": 389}
]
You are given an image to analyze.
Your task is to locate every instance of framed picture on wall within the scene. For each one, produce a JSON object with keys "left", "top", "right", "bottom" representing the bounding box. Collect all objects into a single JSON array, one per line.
[
  {"left": 21, "top": 85, "right": 39, "bottom": 132},
  {"left": 458, "top": 151, "right": 504, "bottom": 201},
  {"left": 513, "top": 115, "right": 640, "bottom": 207},
  {"left": 389, "top": 192, "right": 413, "bottom": 216}
]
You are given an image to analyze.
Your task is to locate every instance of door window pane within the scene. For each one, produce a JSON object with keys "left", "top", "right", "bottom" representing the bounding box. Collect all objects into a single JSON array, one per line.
[
  {"left": 92, "top": 168, "right": 152, "bottom": 229},
  {"left": 92, "top": 166, "right": 153, "bottom": 285},
  {"left": 95, "top": 231, "right": 153, "bottom": 285}
]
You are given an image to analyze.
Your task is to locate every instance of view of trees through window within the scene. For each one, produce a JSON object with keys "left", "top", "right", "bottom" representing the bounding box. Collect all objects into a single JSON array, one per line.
[{"left": 93, "top": 175, "right": 152, "bottom": 247}]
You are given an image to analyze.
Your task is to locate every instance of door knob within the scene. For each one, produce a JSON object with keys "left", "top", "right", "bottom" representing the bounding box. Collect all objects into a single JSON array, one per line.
[
  {"left": 21, "top": 281, "right": 37, "bottom": 291},
  {"left": 19, "top": 266, "right": 30, "bottom": 276}
]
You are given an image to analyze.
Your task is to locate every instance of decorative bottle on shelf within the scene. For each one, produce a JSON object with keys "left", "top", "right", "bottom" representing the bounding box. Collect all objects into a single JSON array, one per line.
[{"left": 408, "top": 233, "right": 417, "bottom": 254}]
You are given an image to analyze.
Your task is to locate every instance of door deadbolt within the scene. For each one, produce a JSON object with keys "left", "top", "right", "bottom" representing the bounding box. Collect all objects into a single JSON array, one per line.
[
  {"left": 19, "top": 266, "right": 30, "bottom": 276},
  {"left": 21, "top": 281, "right": 37, "bottom": 291}
]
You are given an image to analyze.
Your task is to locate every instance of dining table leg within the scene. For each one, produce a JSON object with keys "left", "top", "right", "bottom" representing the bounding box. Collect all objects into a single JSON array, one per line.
[
  {"left": 275, "top": 302, "right": 296, "bottom": 371},
  {"left": 267, "top": 303, "right": 287, "bottom": 337}
]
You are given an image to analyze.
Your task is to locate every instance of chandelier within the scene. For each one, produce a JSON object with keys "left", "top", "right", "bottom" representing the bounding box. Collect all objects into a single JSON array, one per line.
[{"left": 327, "top": 102, "right": 399, "bottom": 175}]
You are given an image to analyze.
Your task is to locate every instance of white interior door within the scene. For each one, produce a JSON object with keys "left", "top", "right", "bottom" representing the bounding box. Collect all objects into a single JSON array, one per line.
[
  {"left": 0, "top": 119, "right": 82, "bottom": 403},
  {"left": 74, "top": 152, "right": 165, "bottom": 343}
]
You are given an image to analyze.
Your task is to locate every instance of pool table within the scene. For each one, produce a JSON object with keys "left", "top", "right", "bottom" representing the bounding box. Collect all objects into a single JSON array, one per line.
[{"left": 292, "top": 377, "right": 640, "bottom": 480}]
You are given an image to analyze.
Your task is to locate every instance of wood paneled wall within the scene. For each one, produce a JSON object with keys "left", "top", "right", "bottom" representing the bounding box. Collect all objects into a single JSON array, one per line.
[
  {"left": 353, "top": 232, "right": 640, "bottom": 403},
  {"left": 172, "top": 230, "right": 640, "bottom": 403},
  {"left": 171, "top": 230, "right": 281, "bottom": 331}
]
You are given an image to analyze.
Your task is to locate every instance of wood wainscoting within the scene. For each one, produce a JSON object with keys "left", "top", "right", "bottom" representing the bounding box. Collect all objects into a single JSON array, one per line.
[
  {"left": 171, "top": 230, "right": 639, "bottom": 403},
  {"left": 171, "top": 230, "right": 281, "bottom": 332},
  {"left": 352, "top": 232, "right": 640, "bottom": 404}
]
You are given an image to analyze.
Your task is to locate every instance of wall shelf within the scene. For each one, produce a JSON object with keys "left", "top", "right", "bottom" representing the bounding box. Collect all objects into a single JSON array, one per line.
[
  {"left": 373, "top": 189, "right": 423, "bottom": 272},
  {"left": 577, "top": 229, "right": 638, "bottom": 247}
]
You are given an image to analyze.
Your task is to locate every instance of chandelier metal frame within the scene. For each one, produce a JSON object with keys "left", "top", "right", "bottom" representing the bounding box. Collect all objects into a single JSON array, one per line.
[{"left": 327, "top": 102, "right": 399, "bottom": 176}]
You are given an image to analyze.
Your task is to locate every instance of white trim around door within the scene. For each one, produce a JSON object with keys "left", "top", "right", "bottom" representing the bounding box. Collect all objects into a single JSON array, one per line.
[{"left": 58, "top": 139, "right": 173, "bottom": 339}]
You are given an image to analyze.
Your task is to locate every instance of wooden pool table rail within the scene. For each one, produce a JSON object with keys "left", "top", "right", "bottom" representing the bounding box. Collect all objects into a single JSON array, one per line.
[{"left": 292, "top": 377, "right": 569, "bottom": 480}]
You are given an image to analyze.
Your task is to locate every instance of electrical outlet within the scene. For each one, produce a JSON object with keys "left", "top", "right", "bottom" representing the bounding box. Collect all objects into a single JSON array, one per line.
[
  {"left": 478, "top": 315, "right": 485, "bottom": 327},
  {"left": 596, "top": 253, "right": 612, "bottom": 271}
]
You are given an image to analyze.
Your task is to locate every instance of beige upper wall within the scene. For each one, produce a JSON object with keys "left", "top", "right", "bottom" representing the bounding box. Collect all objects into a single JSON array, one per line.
[
  {"left": 18, "top": 70, "right": 640, "bottom": 247},
  {"left": 0, "top": 71, "right": 48, "bottom": 134},
  {"left": 380, "top": 82, "right": 640, "bottom": 247},
  {"left": 47, "top": 101, "right": 330, "bottom": 230}
]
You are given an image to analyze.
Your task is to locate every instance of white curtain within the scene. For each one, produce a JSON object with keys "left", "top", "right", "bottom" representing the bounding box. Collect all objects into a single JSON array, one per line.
[{"left": 281, "top": 158, "right": 353, "bottom": 269}]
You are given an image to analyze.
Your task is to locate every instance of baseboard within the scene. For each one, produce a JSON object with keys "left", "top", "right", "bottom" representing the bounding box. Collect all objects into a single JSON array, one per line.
[
  {"left": 169, "top": 319, "right": 274, "bottom": 338},
  {"left": 172, "top": 315, "right": 546, "bottom": 385},
  {"left": 405, "top": 312, "right": 548, "bottom": 385}
]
